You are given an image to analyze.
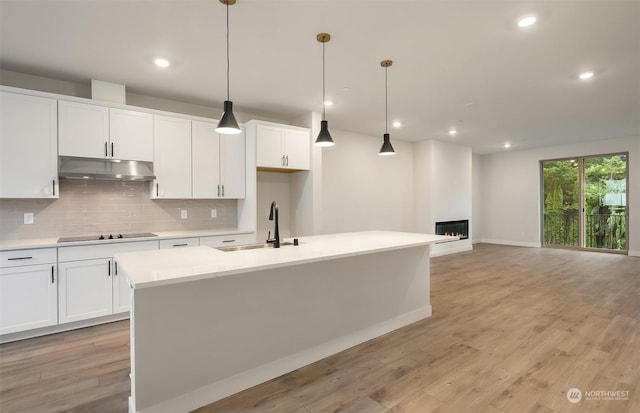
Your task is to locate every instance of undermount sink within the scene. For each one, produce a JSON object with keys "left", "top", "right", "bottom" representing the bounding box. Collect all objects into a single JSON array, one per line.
[{"left": 216, "top": 241, "right": 293, "bottom": 252}]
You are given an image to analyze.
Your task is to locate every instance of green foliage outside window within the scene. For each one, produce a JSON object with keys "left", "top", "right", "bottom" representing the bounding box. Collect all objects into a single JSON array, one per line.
[{"left": 543, "top": 155, "right": 627, "bottom": 250}]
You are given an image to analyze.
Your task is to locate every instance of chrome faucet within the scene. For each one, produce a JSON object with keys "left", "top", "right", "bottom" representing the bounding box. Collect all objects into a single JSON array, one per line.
[{"left": 266, "top": 201, "right": 280, "bottom": 248}]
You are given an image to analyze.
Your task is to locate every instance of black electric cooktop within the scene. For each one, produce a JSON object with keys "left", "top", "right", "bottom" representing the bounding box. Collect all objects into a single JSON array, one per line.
[{"left": 57, "top": 232, "right": 157, "bottom": 243}]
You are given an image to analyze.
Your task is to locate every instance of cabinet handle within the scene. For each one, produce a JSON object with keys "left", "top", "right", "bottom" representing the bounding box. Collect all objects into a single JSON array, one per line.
[
  {"left": 51, "top": 266, "right": 55, "bottom": 283},
  {"left": 7, "top": 256, "right": 32, "bottom": 261},
  {"left": 217, "top": 185, "right": 220, "bottom": 197},
  {"left": 222, "top": 185, "right": 225, "bottom": 197},
  {"left": 111, "top": 142, "right": 114, "bottom": 158},
  {"left": 156, "top": 183, "right": 159, "bottom": 197},
  {"left": 53, "top": 179, "right": 56, "bottom": 197},
  {"left": 107, "top": 260, "right": 111, "bottom": 276},
  {"left": 286, "top": 155, "right": 289, "bottom": 166},
  {"left": 172, "top": 243, "right": 188, "bottom": 247},
  {"left": 281, "top": 155, "right": 285, "bottom": 166},
  {"left": 114, "top": 261, "right": 118, "bottom": 276},
  {"left": 222, "top": 239, "right": 236, "bottom": 243},
  {"left": 105, "top": 141, "right": 108, "bottom": 157}
]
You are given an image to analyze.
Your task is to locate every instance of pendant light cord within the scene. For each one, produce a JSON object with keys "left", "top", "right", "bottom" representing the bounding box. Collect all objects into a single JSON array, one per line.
[
  {"left": 322, "top": 42, "right": 326, "bottom": 121},
  {"left": 226, "top": 1, "right": 230, "bottom": 101},
  {"left": 385, "top": 66, "right": 388, "bottom": 134}
]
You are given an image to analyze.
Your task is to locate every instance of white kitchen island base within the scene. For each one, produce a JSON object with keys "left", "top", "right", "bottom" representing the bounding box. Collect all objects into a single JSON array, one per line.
[{"left": 116, "top": 231, "right": 449, "bottom": 413}]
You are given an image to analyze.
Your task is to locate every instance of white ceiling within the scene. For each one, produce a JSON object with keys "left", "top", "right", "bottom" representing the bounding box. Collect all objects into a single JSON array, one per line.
[{"left": 1, "top": 0, "right": 639, "bottom": 154}]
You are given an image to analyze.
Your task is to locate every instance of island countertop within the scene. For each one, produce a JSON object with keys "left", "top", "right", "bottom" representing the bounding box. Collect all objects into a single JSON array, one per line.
[{"left": 115, "top": 230, "right": 453, "bottom": 289}]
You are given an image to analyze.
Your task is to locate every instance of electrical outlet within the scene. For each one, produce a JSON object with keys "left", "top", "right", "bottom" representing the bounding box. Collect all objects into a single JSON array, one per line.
[
  {"left": 211, "top": 209, "right": 217, "bottom": 218},
  {"left": 24, "top": 213, "right": 34, "bottom": 224},
  {"left": 181, "top": 209, "right": 188, "bottom": 219}
]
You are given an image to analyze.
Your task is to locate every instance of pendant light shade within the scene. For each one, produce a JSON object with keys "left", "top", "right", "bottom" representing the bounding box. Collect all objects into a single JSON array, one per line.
[
  {"left": 379, "top": 133, "right": 395, "bottom": 155},
  {"left": 217, "top": 101, "right": 241, "bottom": 134},
  {"left": 216, "top": 0, "right": 242, "bottom": 135},
  {"left": 379, "top": 59, "right": 396, "bottom": 155},
  {"left": 316, "top": 120, "right": 334, "bottom": 147},
  {"left": 315, "top": 33, "right": 334, "bottom": 147}
]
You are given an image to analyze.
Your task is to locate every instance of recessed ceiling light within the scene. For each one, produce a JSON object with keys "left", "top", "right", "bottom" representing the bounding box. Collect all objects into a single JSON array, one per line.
[
  {"left": 342, "top": 87, "right": 350, "bottom": 92},
  {"left": 154, "top": 58, "right": 170, "bottom": 68},
  {"left": 503, "top": 143, "right": 511, "bottom": 148},
  {"left": 517, "top": 16, "right": 537, "bottom": 27},
  {"left": 393, "top": 121, "right": 402, "bottom": 128},
  {"left": 324, "top": 101, "right": 333, "bottom": 106},
  {"left": 448, "top": 129, "right": 457, "bottom": 136},
  {"left": 578, "top": 71, "right": 594, "bottom": 80}
]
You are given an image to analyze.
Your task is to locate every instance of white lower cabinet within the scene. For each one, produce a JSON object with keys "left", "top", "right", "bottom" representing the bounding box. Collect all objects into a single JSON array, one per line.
[
  {"left": 199, "top": 233, "right": 256, "bottom": 248},
  {"left": 0, "top": 248, "right": 58, "bottom": 335},
  {"left": 112, "top": 262, "right": 131, "bottom": 314},
  {"left": 159, "top": 238, "right": 199, "bottom": 249},
  {"left": 57, "top": 240, "right": 159, "bottom": 323},
  {"left": 58, "top": 258, "right": 113, "bottom": 323},
  {"left": 0, "top": 263, "right": 57, "bottom": 335}
]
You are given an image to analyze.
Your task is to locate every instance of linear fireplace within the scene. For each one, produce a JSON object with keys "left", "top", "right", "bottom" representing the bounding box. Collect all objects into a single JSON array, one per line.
[{"left": 435, "top": 219, "right": 469, "bottom": 240}]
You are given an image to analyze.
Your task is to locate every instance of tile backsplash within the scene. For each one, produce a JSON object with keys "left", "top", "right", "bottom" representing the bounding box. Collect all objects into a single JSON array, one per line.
[{"left": 0, "top": 180, "right": 237, "bottom": 240}]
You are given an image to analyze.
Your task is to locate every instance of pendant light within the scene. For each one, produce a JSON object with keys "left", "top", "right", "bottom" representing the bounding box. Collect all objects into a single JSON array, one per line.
[
  {"left": 379, "top": 59, "right": 396, "bottom": 155},
  {"left": 216, "top": 0, "right": 241, "bottom": 134},
  {"left": 315, "top": 33, "right": 334, "bottom": 147}
]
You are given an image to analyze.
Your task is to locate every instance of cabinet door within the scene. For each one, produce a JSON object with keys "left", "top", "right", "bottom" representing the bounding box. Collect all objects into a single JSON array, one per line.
[
  {"left": 256, "top": 124, "right": 284, "bottom": 168},
  {"left": 112, "top": 260, "right": 130, "bottom": 314},
  {"left": 153, "top": 115, "right": 192, "bottom": 199},
  {"left": 0, "top": 92, "right": 58, "bottom": 198},
  {"left": 110, "top": 108, "right": 153, "bottom": 161},
  {"left": 58, "top": 100, "right": 109, "bottom": 158},
  {"left": 220, "top": 133, "right": 246, "bottom": 198},
  {"left": 0, "top": 264, "right": 57, "bottom": 335},
  {"left": 58, "top": 258, "right": 113, "bottom": 324},
  {"left": 192, "top": 120, "right": 221, "bottom": 199},
  {"left": 284, "top": 128, "right": 310, "bottom": 170}
]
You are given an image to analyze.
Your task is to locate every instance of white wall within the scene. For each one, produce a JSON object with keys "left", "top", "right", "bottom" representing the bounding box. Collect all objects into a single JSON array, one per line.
[
  {"left": 319, "top": 129, "right": 414, "bottom": 234},
  {"left": 472, "top": 153, "right": 483, "bottom": 243},
  {"left": 478, "top": 135, "right": 640, "bottom": 255},
  {"left": 413, "top": 140, "right": 473, "bottom": 256}
]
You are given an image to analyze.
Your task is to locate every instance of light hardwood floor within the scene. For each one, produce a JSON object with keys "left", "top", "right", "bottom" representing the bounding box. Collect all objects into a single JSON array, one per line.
[{"left": 1, "top": 244, "right": 638, "bottom": 413}]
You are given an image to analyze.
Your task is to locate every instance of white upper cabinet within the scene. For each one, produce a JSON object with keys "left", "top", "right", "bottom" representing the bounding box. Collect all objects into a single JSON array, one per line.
[
  {"left": 220, "top": 132, "right": 246, "bottom": 198},
  {"left": 192, "top": 120, "right": 221, "bottom": 198},
  {"left": 254, "top": 122, "right": 310, "bottom": 171},
  {"left": 283, "top": 128, "right": 311, "bottom": 170},
  {"left": 153, "top": 115, "right": 192, "bottom": 199},
  {"left": 59, "top": 100, "right": 153, "bottom": 161},
  {"left": 192, "top": 120, "right": 245, "bottom": 199},
  {"left": 0, "top": 91, "right": 58, "bottom": 198},
  {"left": 109, "top": 108, "right": 154, "bottom": 161}
]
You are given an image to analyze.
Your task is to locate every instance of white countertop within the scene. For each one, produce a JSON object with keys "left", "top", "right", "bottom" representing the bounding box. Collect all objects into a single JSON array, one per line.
[
  {"left": 115, "top": 231, "right": 453, "bottom": 289},
  {"left": 0, "top": 228, "right": 254, "bottom": 251}
]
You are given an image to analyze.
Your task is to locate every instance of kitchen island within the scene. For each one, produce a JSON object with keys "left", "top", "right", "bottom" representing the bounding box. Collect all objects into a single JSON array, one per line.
[{"left": 115, "top": 231, "right": 451, "bottom": 413}]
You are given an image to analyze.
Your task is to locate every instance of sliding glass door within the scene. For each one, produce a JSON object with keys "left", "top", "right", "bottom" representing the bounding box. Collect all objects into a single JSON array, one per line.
[{"left": 542, "top": 153, "right": 628, "bottom": 252}]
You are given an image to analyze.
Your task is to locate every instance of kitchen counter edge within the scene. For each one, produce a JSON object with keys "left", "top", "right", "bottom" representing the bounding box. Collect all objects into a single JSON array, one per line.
[{"left": 0, "top": 229, "right": 255, "bottom": 251}]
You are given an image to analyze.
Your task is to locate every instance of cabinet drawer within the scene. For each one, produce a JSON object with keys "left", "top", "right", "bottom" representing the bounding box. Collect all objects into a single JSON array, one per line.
[
  {"left": 0, "top": 248, "right": 56, "bottom": 268},
  {"left": 58, "top": 240, "right": 159, "bottom": 262},
  {"left": 199, "top": 233, "right": 256, "bottom": 248},
  {"left": 159, "top": 238, "right": 199, "bottom": 249}
]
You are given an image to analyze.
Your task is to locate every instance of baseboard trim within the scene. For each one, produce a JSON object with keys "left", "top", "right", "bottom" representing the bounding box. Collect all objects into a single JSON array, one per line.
[
  {"left": 477, "top": 239, "right": 541, "bottom": 248},
  {"left": 629, "top": 250, "right": 640, "bottom": 257},
  {"left": 136, "top": 306, "right": 432, "bottom": 413},
  {"left": 0, "top": 313, "right": 129, "bottom": 344},
  {"left": 430, "top": 244, "right": 473, "bottom": 257}
]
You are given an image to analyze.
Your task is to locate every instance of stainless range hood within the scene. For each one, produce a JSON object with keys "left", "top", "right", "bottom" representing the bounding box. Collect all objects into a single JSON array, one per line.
[{"left": 58, "top": 156, "right": 156, "bottom": 181}]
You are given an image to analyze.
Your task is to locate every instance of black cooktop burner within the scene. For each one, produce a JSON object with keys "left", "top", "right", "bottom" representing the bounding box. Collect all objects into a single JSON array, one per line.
[{"left": 57, "top": 232, "right": 157, "bottom": 243}]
